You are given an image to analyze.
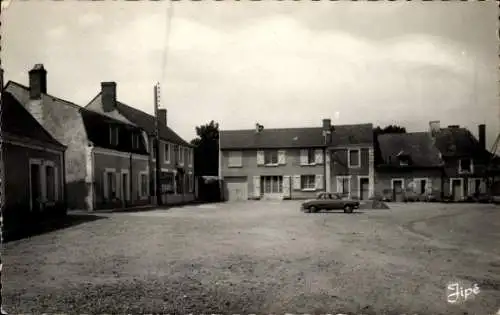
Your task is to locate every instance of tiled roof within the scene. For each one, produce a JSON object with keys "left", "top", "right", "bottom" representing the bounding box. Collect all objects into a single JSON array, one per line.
[
  {"left": 220, "top": 123, "right": 373, "bottom": 150},
  {"left": 1, "top": 91, "right": 65, "bottom": 148},
  {"left": 4, "top": 81, "right": 147, "bottom": 154},
  {"left": 377, "top": 132, "right": 443, "bottom": 167},
  {"left": 86, "top": 92, "right": 192, "bottom": 147},
  {"left": 116, "top": 101, "right": 192, "bottom": 147},
  {"left": 434, "top": 127, "right": 489, "bottom": 158}
]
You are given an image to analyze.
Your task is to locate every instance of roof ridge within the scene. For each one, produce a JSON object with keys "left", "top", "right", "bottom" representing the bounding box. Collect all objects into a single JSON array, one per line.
[{"left": 6, "top": 80, "right": 83, "bottom": 110}]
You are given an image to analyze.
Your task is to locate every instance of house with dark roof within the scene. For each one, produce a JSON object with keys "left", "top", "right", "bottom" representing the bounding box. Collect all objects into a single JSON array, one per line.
[
  {"left": 375, "top": 131, "right": 444, "bottom": 202},
  {"left": 85, "top": 82, "right": 195, "bottom": 206},
  {"left": 5, "top": 64, "right": 150, "bottom": 211},
  {"left": 430, "top": 121, "right": 492, "bottom": 201},
  {"left": 1, "top": 90, "right": 66, "bottom": 233},
  {"left": 219, "top": 119, "right": 375, "bottom": 201}
]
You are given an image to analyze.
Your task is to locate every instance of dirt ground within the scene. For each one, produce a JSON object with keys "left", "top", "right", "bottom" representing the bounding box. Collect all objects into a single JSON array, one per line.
[{"left": 3, "top": 201, "right": 500, "bottom": 314}]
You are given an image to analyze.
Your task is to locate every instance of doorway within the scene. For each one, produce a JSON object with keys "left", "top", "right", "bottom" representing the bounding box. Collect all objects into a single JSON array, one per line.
[
  {"left": 392, "top": 179, "right": 404, "bottom": 202},
  {"left": 451, "top": 178, "right": 463, "bottom": 201},
  {"left": 359, "top": 177, "right": 369, "bottom": 200}
]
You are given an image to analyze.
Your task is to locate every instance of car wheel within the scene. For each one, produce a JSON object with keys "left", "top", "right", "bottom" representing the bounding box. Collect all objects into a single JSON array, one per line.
[
  {"left": 344, "top": 205, "right": 353, "bottom": 213},
  {"left": 309, "top": 206, "right": 317, "bottom": 213}
]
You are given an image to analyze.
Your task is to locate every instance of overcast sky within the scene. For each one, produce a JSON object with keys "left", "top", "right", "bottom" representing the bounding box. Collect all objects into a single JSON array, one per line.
[{"left": 3, "top": 1, "right": 498, "bottom": 148}]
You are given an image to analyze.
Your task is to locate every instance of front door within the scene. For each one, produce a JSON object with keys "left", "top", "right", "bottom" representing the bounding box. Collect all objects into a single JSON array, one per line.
[
  {"left": 122, "top": 173, "right": 129, "bottom": 202},
  {"left": 360, "top": 177, "right": 369, "bottom": 200},
  {"left": 30, "top": 163, "right": 41, "bottom": 212},
  {"left": 392, "top": 179, "right": 404, "bottom": 202},
  {"left": 452, "top": 179, "right": 462, "bottom": 201}
]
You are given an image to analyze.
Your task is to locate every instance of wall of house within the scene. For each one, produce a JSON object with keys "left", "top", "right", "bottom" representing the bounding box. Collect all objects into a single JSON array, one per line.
[
  {"left": 2, "top": 143, "right": 64, "bottom": 213},
  {"left": 221, "top": 148, "right": 326, "bottom": 200},
  {"left": 374, "top": 169, "right": 443, "bottom": 198},
  {"left": 93, "top": 151, "right": 150, "bottom": 209},
  {"left": 8, "top": 88, "right": 90, "bottom": 210},
  {"left": 148, "top": 136, "right": 195, "bottom": 204},
  {"left": 330, "top": 147, "right": 373, "bottom": 198}
]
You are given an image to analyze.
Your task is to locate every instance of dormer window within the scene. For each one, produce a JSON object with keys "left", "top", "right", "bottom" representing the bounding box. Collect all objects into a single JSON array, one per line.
[
  {"left": 109, "top": 126, "right": 119, "bottom": 146},
  {"left": 398, "top": 154, "right": 411, "bottom": 166},
  {"left": 459, "top": 158, "right": 473, "bottom": 174}
]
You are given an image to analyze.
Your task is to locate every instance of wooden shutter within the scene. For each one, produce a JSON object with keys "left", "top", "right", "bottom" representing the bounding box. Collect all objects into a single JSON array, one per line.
[
  {"left": 115, "top": 173, "right": 121, "bottom": 199},
  {"left": 300, "top": 149, "right": 308, "bottom": 165},
  {"left": 425, "top": 179, "right": 433, "bottom": 194},
  {"left": 315, "top": 149, "right": 323, "bottom": 164},
  {"left": 293, "top": 175, "right": 301, "bottom": 190},
  {"left": 253, "top": 176, "right": 261, "bottom": 198},
  {"left": 480, "top": 179, "right": 487, "bottom": 193},
  {"left": 103, "top": 171, "right": 109, "bottom": 199},
  {"left": 257, "top": 150, "right": 265, "bottom": 166},
  {"left": 283, "top": 175, "right": 291, "bottom": 198},
  {"left": 315, "top": 174, "right": 324, "bottom": 190},
  {"left": 278, "top": 150, "right": 286, "bottom": 165}
]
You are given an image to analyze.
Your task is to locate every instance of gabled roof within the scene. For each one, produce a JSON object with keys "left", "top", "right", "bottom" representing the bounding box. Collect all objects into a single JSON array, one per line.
[
  {"left": 4, "top": 81, "right": 147, "bottom": 154},
  {"left": 434, "top": 127, "right": 490, "bottom": 158},
  {"left": 220, "top": 123, "right": 374, "bottom": 150},
  {"left": 377, "top": 132, "right": 443, "bottom": 168},
  {"left": 86, "top": 92, "right": 192, "bottom": 147},
  {"left": 1, "top": 91, "right": 65, "bottom": 149}
]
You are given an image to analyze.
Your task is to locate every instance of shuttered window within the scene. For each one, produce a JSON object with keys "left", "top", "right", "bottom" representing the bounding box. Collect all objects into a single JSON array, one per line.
[
  {"left": 301, "top": 175, "right": 315, "bottom": 190},
  {"left": 228, "top": 151, "right": 243, "bottom": 167}
]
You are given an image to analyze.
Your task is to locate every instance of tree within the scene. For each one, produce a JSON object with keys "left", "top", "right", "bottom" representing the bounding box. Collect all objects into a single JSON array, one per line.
[
  {"left": 190, "top": 120, "right": 219, "bottom": 177},
  {"left": 373, "top": 125, "right": 407, "bottom": 135}
]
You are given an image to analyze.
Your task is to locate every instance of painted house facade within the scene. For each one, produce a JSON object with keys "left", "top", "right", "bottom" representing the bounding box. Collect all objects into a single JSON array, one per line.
[
  {"left": 432, "top": 121, "right": 491, "bottom": 201},
  {"left": 1, "top": 91, "right": 66, "bottom": 231},
  {"left": 375, "top": 131, "right": 444, "bottom": 202},
  {"left": 85, "top": 82, "right": 195, "bottom": 206},
  {"left": 219, "top": 119, "right": 374, "bottom": 201},
  {"left": 6, "top": 64, "right": 150, "bottom": 211}
]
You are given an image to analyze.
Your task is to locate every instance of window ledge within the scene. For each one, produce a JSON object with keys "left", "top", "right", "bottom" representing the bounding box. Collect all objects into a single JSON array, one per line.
[
  {"left": 348, "top": 165, "right": 361, "bottom": 169},
  {"left": 302, "top": 188, "right": 316, "bottom": 192},
  {"left": 228, "top": 165, "right": 243, "bottom": 168},
  {"left": 264, "top": 163, "right": 279, "bottom": 167},
  {"left": 300, "top": 163, "right": 317, "bottom": 166}
]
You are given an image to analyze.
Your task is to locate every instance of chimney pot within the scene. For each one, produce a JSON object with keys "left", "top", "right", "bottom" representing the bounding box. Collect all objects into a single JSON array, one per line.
[
  {"left": 322, "top": 118, "right": 331, "bottom": 130},
  {"left": 158, "top": 109, "right": 167, "bottom": 126},
  {"left": 29, "top": 64, "right": 47, "bottom": 100},
  {"left": 101, "top": 82, "right": 117, "bottom": 113}
]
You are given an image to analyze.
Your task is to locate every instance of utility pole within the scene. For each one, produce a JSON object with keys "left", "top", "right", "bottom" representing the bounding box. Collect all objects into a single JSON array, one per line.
[{"left": 154, "top": 83, "right": 162, "bottom": 206}]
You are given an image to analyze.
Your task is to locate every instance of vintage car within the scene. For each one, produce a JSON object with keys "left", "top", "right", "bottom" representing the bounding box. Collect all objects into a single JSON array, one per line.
[{"left": 301, "top": 192, "right": 360, "bottom": 213}]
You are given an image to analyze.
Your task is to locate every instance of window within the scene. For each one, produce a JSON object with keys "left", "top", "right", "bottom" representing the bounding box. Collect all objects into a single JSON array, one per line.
[
  {"left": 161, "top": 171, "right": 175, "bottom": 193},
  {"left": 264, "top": 150, "right": 278, "bottom": 165},
  {"left": 189, "top": 174, "right": 194, "bottom": 193},
  {"left": 164, "top": 142, "right": 170, "bottom": 163},
  {"left": 174, "top": 145, "right": 179, "bottom": 163},
  {"left": 459, "top": 158, "right": 472, "bottom": 173},
  {"left": 179, "top": 146, "right": 184, "bottom": 165},
  {"left": 104, "top": 169, "right": 116, "bottom": 200},
  {"left": 152, "top": 140, "right": 157, "bottom": 160},
  {"left": 139, "top": 172, "right": 148, "bottom": 198},
  {"left": 45, "top": 165, "right": 56, "bottom": 201},
  {"left": 228, "top": 151, "right": 243, "bottom": 167},
  {"left": 176, "top": 172, "right": 184, "bottom": 194},
  {"left": 348, "top": 149, "right": 360, "bottom": 168},
  {"left": 188, "top": 149, "right": 193, "bottom": 166},
  {"left": 306, "top": 149, "right": 315, "bottom": 164},
  {"left": 415, "top": 179, "right": 428, "bottom": 194},
  {"left": 261, "top": 176, "right": 283, "bottom": 193},
  {"left": 109, "top": 126, "right": 119, "bottom": 146},
  {"left": 337, "top": 176, "right": 350, "bottom": 195},
  {"left": 301, "top": 175, "right": 316, "bottom": 190}
]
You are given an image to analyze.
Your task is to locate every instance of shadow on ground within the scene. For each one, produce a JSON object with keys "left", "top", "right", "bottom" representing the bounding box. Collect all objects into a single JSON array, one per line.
[
  {"left": 359, "top": 200, "right": 390, "bottom": 210},
  {"left": 4, "top": 214, "right": 107, "bottom": 243}
]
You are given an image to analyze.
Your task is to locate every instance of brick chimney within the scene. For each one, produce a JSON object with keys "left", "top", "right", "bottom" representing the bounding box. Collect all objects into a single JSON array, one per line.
[
  {"left": 29, "top": 64, "right": 47, "bottom": 100},
  {"left": 478, "top": 124, "right": 486, "bottom": 149},
  {"left": 101, "top": 82, "right": 117, "bottom": 113},
  {"left": 429, "top": 120, "right": 440, "bottom": 136},
  {"left": 158, "top": 109, "right": 167, "bottom": 126}
]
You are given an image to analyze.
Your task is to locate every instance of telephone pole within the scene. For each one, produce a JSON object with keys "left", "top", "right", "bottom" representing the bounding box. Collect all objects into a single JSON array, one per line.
[{"left": 154, "top": 83, "right": 162, "bottom": 206}]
